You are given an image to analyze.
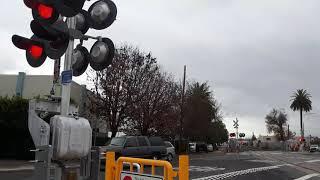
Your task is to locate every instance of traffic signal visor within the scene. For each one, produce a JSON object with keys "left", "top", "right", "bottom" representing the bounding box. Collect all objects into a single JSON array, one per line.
[
  {"left": 24, "top": 0, "right": 59, "bottom": 24},
  {"left": 12, "top": 35, "right": 47, "bottom": 67},
  {"left": 88, "top": 0, "right": 117, "bottom": 30}
]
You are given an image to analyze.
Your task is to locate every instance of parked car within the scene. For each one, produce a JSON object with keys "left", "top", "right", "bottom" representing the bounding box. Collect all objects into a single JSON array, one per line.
[
  {"left": 101, "top": 136, "right": 167, "bottom": 159},
  {"left": 196, "top": 142, "right": 208, "bottom": 153},
  {"left": 189, "top": 142, "right": 196, "bottom": 152},
  {"left": 164, "top": 141, "right": 175, "bottom": 162},
  {"left": 310, "top": 144, "right": 319, "bottom": 152},
  {"left": 207, "top": 144, "right": 214, "bottom": 152}
]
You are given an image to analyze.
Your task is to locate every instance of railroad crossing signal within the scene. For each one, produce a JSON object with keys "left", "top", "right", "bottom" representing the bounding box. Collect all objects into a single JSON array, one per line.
[
  {"left": 12, "top": 0, "right": 117, "bottom": 76},
  {"left": 233, "top": 118, "right": 239, "bottom": 129}
]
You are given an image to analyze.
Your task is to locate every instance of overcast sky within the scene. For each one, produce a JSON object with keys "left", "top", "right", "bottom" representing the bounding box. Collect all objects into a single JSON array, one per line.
[{"left": 1, "top": 0, "right": 320, "bottom": 137}]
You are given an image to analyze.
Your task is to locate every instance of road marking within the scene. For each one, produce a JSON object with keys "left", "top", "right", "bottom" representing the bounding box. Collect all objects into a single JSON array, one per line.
[
  {"left": 192, "top": 164, "right": 285, "bottom": 180},
  {"left": 247, "top": 159, "right": 276, "bottom": 163},
  {"left": 270, "top": 152, "right": 283, "bottom": 155},
  {"left": 294, "top": 173, "right": 320, "bottom": 180},
  {"left": 305, "top": 159, "right": 320, "bottom": 163},
  {"left": 189, "top": 166, "right": 225, "bottom": 172},
  {"left": 0, "top": 166, "right": 34, "bottom": 172}
]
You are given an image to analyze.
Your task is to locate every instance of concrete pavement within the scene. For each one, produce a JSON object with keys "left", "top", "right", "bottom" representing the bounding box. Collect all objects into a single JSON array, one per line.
[{"left": 2, "top": 151, "right": 320, "bottom": 179}]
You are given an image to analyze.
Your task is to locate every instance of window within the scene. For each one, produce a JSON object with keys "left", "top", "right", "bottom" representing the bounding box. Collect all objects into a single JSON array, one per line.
[
  {"left": 125, "top": 137, "right": 138, "bottom": 147},
  {"left": 110, "top": 137, "right": 125, "bottom": 146},
  {"left": 165, "top": 141, "right": 173, "bottom": 148},
  {"left": 149, "top": 137, "right": 165, "bottom": 146},
  {"left": 137, "top": 137, "right": 148, "bottom": 146}
]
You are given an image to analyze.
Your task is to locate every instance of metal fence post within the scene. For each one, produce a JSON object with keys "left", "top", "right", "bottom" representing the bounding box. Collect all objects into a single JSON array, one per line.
[
  {"left": 106, "top": 152, "right": 115, "bottom": 180},
  {"left": 179, "top": 155, "right": 189, "bottom": 180}
]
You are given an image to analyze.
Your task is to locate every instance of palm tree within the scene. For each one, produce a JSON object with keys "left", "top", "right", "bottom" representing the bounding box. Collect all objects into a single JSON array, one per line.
[{"left": 290, "top": 89, "right": 312, "bottom": 138}]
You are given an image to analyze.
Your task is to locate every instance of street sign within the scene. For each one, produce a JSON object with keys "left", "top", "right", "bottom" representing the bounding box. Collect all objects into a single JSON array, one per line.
[
  {"left": 61, "top": 70, "right": 73, "bottom": 84},
  {"left": 121, "top": 171, "right": 163, "bottom": 180}
]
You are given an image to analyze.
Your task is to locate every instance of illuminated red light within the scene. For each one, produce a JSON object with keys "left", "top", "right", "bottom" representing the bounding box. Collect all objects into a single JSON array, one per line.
[
  {"left": 37, "top": 4, "right": 53, "bottom": 19},
  {"left": 29, "top": 45, "right": 43, "bottom": 59}
]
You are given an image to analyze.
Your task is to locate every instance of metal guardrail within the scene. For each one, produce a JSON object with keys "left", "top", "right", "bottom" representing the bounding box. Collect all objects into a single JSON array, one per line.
[{"left": 105, "top": 152, "right": 189, "bottom": 180}]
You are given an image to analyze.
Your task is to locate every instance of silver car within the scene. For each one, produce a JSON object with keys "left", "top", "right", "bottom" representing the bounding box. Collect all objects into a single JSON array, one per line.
[
  {"left": 207, "top": 144, "right": 214, "bottom": 152},
  {"left": 310, "top": 144, "right": 319, "bottom": 152},
  {"left": 164, "top": 141, "right": 176, "bottom": 162},
  {"left": 189, "top": 142, "right": 196, "bottom": 152}
]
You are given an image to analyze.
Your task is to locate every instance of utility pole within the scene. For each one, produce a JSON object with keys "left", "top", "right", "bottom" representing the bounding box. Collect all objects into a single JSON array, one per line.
[
  {"left": 61, "top": 17, "right": 76, "bottom": 116},
  {"left": 179, "top": 65, "right": 186, "bottom": 153},
  {"left": 233, "top": 118, "right": 239, "bottom": 139},
  {"left": 287, "top": 124, "right": 290, "bottom": 140}
]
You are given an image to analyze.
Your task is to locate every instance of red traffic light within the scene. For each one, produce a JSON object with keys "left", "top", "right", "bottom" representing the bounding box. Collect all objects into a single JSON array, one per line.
[
  {"left": 12, "top": 35, "right": 47, "bottom": 67},
  {"left": 29, "top": 45, "right": 44, "bottom": 59},
  {"left": 24, "top": 0, "right": 59, "bottom": 24},
  {"left": 37, "top": 4, "right": 54, "bottom": 19},
  {"left": 30, "top": 20, "right": 69, "bottom": 59}
]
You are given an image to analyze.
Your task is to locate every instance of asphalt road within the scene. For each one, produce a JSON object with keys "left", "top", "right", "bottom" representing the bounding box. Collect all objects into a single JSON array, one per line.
[{"left": 2, "top": 151, "right": 320, "bottom": 180}]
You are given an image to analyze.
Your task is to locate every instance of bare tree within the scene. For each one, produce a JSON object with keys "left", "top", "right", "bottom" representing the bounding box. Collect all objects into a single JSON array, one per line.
[
  {"left": 88, "top": 45, "right": 160, "bottom": 137},
  {"left": 124, "top": 71, "right": 180, "bottom": 137},
  {"left": 265, "top": 109, "right": 288, "bottom": 141}
]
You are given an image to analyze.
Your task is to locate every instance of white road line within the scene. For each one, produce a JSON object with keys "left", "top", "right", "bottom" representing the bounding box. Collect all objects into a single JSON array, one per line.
[
  {"left": 0, "top": 166, "right": 34, "bottom": 172},
  {"left": 294, "top": 173, "right": 320, "bottom": 180},
  {"left": 247, "top": 159, "right": 276, "bottom": 163},
  {"left": 305, "top": 159, "right": 320, "bottom": 163},
  {"left": 192, "top": 164, "right": 286, "bottom": 180}
]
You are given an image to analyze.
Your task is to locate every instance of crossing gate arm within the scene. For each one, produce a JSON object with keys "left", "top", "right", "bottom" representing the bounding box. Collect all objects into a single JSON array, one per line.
[
  {"left": 115, "top": 157, "right": 177, "bottom": 180},
  {"left": 105, "top": 152, "right": 189, "bottom": 180}
]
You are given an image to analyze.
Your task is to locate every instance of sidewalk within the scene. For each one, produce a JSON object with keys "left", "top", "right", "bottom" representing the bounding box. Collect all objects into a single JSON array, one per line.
[{"left": 0, "top": 160, "right": 34, "bottom": 172}]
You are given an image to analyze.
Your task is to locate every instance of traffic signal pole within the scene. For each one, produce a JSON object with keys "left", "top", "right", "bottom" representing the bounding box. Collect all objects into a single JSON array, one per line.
[{"left": 61, "top": 17, "right": 76, "bottom": 116}]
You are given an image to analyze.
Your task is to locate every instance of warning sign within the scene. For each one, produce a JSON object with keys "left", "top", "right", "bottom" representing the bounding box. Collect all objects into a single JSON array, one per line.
[{"left": 121, "top": 171, "right": 163, "bottom": 180}]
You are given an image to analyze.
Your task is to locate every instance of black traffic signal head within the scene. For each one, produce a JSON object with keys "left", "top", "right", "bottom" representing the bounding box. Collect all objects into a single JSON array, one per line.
[
  {"left": 25, "top": 0, "right": 86, "bottom": 20},
  {"left": 55, "top": 0, "right": 86, "bottom": 17},
  {"left": 12, "top": 35, "right": 47, "bottom": 67},
  {"left": 30, "top": 20, "right": 69, "bottom": 59},
  {"left": 230, "top": 133, "right": 236, "bottom": 137},
  {"left": 75, "top": 10, "right": 92, "bottom": 34},
  {"left": 89, "top": 38, "right": 115, "bottom": 71},
  {"left": 24, "top": 0, "right": 60, "bottom": 25},
  {"left": 72, "top": 45, "right": 90, "bottom": 77},
  {"left": 88, "top": 0, "right": 117, "bottom": 30}
]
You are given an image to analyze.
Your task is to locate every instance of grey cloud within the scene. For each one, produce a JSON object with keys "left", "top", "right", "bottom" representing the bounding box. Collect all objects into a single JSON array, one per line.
[{"left": 1, "top": 0, "right": 320, "bottom": 136}]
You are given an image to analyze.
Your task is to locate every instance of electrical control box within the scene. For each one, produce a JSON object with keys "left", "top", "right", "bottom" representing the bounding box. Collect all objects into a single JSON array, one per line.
[{"left": 51, "top": 115, "right": 92, "bottom": 160}]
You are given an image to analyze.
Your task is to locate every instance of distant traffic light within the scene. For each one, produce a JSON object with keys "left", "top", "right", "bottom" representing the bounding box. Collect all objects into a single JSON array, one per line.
[
  {"left": 230, "top": 133, "right": 236, "bottom": 137},
  {"left": 239, "top": 133, "right": 245, "bottom": 138}
]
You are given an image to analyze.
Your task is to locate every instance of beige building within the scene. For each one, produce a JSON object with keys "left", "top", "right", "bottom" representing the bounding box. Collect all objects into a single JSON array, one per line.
[
  {"left": 0, "top": 72, "right": 87, "bottom": 107},
  {"left": 0, "top": 72, "right": 109, "bottom": 136}
]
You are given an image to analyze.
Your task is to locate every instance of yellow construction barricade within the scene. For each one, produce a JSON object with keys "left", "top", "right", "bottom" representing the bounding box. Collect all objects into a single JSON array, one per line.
[{"left": 105, "top": 152, "right": 189, "bottom": 180}]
